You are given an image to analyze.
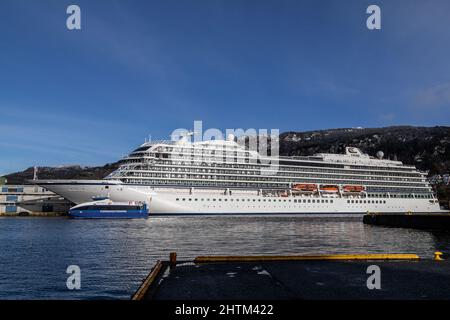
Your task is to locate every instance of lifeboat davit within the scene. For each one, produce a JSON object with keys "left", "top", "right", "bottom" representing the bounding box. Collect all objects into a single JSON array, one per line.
[
  {"left": 319, "top": 185, "right": 339, "bottom": 193},
  {"left": 343, "top": 185, "right": 365, "bottom": 193},
  {"left": 292, "top": 183, "right": 317, "bottom": 192}
]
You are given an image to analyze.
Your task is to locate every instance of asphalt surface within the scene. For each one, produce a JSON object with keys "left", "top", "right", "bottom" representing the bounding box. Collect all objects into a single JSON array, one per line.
[{"left": 150, "top": 260, "right": 450, "bottom": 300}]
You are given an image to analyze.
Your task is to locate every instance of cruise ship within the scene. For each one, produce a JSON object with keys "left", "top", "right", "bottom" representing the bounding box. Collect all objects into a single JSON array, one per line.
[{"left": 36, "top": 135, "right": 443, "bottom": 215}]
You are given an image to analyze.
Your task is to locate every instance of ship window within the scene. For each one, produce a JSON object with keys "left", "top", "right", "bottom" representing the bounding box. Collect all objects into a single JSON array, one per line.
[
  {"left": 176, "top": 198, "right": 179, "bottom": 201},
  {"left": 218, "top": 199, "right": 221, "bottom": 201},
  {"left": 294, "top": 199, "right": 297, "bottom": 203},
  {"left": 331, "top": 200, "right": 333, "bottom": 203},
  {"left": 307, "top": 200, "right": 311, "bottom": 203},
  {"left": 182, "top": 198, "right": 185, "bottom": 201},
  {"left": 303, "top": 199, "right": 306, "bottom": 203},
  {"left": 132, "top": 146, "right": 150, "bottom": 152},
  {"left": 194, "top": 199, "right": 198, "bottom": 201},
  {"left": 105, "top": 186, "right": 109, "bottom": 189},
  {"left": 6, "top": 195, "right": 18, "bottom": 201},
  {"left": 189, "top": 198, "right": 192, "bottom": 201},
  {"left": 90, "top": 205, "right": 140, "bottom": 211},
  {"left": 347, "top": 200, "right": 350, "bottom": 204},
  {"left": 6, "top": 205, "right": 17, "bottom": 213}
]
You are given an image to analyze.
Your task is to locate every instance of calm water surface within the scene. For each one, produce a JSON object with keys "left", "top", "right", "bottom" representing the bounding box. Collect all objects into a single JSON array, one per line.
[{"left": 1, "top": 215, "right": 450, "bottom": 299}]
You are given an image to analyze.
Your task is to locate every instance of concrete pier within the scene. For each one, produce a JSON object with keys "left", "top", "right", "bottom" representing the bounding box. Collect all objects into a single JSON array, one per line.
[
  {"left": 363, "top": 212, "right": 450, "bottom": 230},
  {"left": 132, "top": 253, "right": 450, "bottom": 300}
]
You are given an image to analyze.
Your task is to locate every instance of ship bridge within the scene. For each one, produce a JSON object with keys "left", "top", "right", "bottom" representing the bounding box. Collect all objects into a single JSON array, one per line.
[{"left": 318, "top": 147, "right": 408, "bottom": 168}]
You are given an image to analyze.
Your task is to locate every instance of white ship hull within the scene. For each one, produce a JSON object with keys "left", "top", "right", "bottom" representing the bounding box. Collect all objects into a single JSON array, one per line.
[{"left": 38, "top": 180, "right": 443, "bottom": 215}]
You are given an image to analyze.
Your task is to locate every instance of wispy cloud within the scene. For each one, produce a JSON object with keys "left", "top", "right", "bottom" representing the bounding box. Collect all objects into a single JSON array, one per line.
[
  {"left": 314, "top": 79, "right": 359, "bottom": 96},
  {"left": 0, "top": 106, "right": 133, "bottom": 169},
  {"left": 286, "top": 63, "right": 360, "bottom": 99},
  {"left": 379, "top": 113, "right": 396, "bottom": 122},
  {"left": 291, "top": 77, "right": 359, "bottom": 99},
  {"left": 414, "top": 82, "right": 450, "bottom": 109},
  {"left": 0, "top": 124, "right": 121, "bottom": 158},
  {"left": 0, "top": 106, "right": 135, "bottom": 131}
]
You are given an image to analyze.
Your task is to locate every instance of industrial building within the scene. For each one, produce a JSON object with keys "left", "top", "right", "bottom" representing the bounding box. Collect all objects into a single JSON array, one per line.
[{"left": 0, "top": 183, "right": 72, "bottom": 216}]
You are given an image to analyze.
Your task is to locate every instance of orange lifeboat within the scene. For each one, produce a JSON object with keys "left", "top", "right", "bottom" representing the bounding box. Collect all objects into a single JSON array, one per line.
[
  {"left": 343, "top": 185, "right": 365, "bottom": 193},
  {"left": 320, "top": 185, "right": 339, "bottom": 193},
  {"left": 292, "top": 184, "right": 317, "bottom": 192}
]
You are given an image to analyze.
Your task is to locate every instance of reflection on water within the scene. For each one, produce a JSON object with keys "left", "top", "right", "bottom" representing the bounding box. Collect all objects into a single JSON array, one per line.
[{"left": 0, "top": 215, "right": 449, "bottom": 299}]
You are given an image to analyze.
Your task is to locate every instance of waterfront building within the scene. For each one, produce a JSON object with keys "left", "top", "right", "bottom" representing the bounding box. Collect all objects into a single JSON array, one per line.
[{"left": 0, "top": 185, "right": 71, "bottom": 215}]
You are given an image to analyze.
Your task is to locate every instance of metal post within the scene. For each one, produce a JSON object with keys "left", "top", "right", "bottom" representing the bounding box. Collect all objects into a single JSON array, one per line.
[{"left": 170, "top": 252, "right": 177, "bottom": 268}]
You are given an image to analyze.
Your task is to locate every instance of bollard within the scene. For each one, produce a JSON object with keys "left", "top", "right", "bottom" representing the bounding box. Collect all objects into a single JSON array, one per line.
[
  {"left": 434, "top": 251, "right": 444, "bottom": 261},
  {"left": 170, "top": 252, "right": 177, "bottom": 268}
]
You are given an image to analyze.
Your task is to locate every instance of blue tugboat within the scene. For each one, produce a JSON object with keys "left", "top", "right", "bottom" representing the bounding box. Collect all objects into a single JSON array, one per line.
[{"left": 69, "top": 199, "right": 149, "bottom": 219}]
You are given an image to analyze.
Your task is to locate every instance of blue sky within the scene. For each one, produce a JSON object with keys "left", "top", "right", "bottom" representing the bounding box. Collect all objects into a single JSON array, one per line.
[{"left": 1, "top": 0, "right": 450, "bottom": 175}]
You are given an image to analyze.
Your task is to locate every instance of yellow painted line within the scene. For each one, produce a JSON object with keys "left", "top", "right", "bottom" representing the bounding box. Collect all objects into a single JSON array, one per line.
[
  {"left": 131, "top": 260, "right": 164, "bottom": 301},
  {"left": 194, "top": 253, "right": 420, "bottom": 263}
]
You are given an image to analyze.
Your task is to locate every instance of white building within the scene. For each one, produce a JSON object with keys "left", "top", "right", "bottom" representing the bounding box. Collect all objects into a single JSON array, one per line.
[{"left": 0, "top": 185, "right": 72, "bottom": 215}]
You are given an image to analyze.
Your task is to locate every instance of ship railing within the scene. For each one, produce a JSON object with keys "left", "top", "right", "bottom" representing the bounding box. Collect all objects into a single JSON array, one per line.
[{"left": 148, "top": 140, "right": 176, "bottom": 145}]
